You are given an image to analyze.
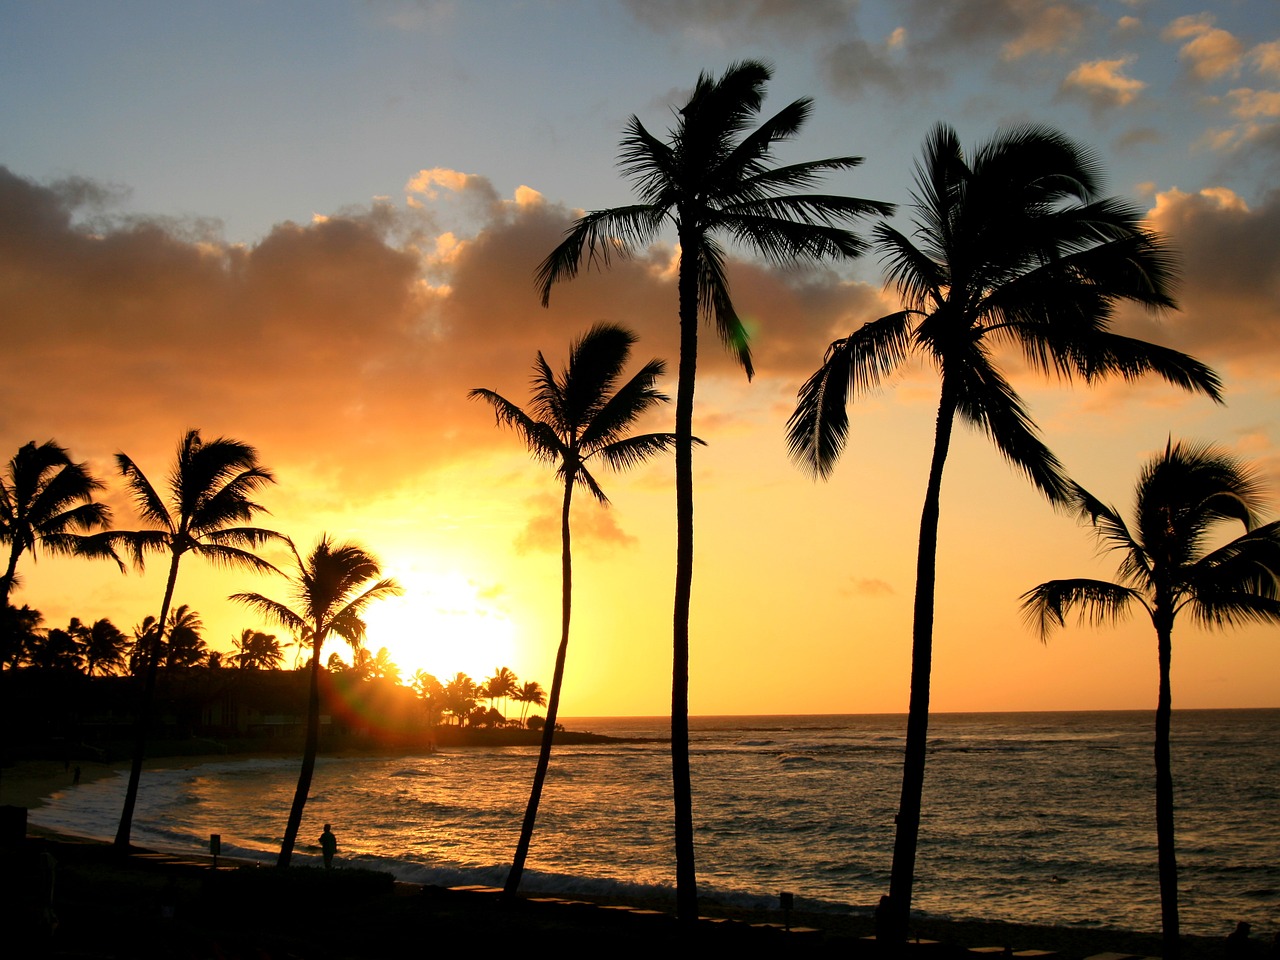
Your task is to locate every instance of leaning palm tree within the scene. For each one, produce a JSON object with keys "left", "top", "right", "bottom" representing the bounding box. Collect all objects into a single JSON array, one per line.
[
  {"left": 787, "top": 124, "right": 1222, "bottom": 941},
  {"left": 537, "top": 61, "right": 891, "bottom": 918},
  {"left": 1, "top": 440, "right": 118, "bottom": 607},
  {"left": 112, "top": 429, "right": 280, "bottom": 850},
  {"left": 472, "top": 322, "right": 678, "bottom": 900},
  {"left": 232, "top": 535, "right": 401, "bottom": 867},
  {"left": 1022, "top": 440, "right": 1280, "bottom": 960},
  {"left": 513, "top": 680, "right": 546, "bottom": 724}
]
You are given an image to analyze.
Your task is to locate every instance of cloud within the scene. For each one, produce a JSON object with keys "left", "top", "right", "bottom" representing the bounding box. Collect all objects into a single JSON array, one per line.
[
  {"left": 513, "top": 494, "right": 640, "bottom": 556},
  {"left": 0, "top": 163, "right": 880, "bottom": 520},
  {"left": 1126, "top": 186, "right": 1280, "bottom": 370},
  {"left": 1060, "top": 56, "right": 1146, "bottom": 112},
  {"left": 839, "top": 577, "right": 895, "bottom": 598},
  {"left": 1252, "top": 40, "right": 1280, "bottom": 78},
  {"left": 1162, "top": 14, "right": 1244, "bottom": 81}
]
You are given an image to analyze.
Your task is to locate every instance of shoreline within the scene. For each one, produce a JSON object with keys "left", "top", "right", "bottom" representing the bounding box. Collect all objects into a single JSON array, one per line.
[{"left": 0, "top": 760, "right": 1243, "bottom": 959}]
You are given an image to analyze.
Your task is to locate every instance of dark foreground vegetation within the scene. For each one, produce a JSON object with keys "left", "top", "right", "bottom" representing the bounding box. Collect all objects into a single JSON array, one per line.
[{"left": 0, "top": 834, "right": 1229, "bottom": 960}]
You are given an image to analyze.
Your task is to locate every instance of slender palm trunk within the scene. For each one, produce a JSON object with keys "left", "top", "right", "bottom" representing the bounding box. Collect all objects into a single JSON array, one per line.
[
  {"left": 1153, "top": 607, "right": 1179, "bottom": 960},
  {"left": 672, "top": 224, "right": 699, "bottom": 922},
  {"left": 504, "top": 474, "right": 575, "bottom": 900},
  {"left": 1, "top": 543, "right": 22, "bottom": 608},
  {"left": 115, "top": 550, "right": 182, "bottom": 851},
  {"left": 279, "top": 633, "right": 324, "bottom": 867},
  {"left": 885, "top": 386, "right": 957, "bottom": 941}
]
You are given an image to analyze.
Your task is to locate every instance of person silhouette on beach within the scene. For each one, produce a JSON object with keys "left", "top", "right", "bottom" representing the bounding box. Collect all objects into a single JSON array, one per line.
[{"left": 319, "top": 824, "right": 337, "bottom": 869}]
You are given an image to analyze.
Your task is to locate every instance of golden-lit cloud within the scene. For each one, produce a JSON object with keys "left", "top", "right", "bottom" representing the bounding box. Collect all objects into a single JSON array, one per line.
[
  {"left": 1060, "top": 56, "right": 1146, "bottom": 111},
  {"left": 1000, "top": 2, "right": 1085, "bottom": 60},
  {"left": 1162, "top": 13, "right": 1244, "bottom": 81}
]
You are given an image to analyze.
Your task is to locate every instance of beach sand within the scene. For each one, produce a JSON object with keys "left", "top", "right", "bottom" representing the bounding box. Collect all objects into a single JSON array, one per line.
[{"left": 0, "top": 760, "right": 1231, "bottom": 959}]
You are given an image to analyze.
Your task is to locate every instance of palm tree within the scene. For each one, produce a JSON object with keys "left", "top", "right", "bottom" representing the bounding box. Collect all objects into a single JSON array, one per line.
[
  {"left": 163, "top": 604, "right": 207, "bottom": 668},
  {"left": 0, "top": 603, "right": 44, "bottom": 669},
  {"left": 442, "top": 671, "right": 479, "bottom": 726},
  {"left": 481, "top": 666, "right": 519, "bottom": 719},
  {"left": 232, "top": 628, "right": 287, "bottom": 670},
  {"left": 111, "top": 428, "right": 279, "bottom": 850},
  {"left": 1, "top": 440, "right": 118, "bottom": 607},
  {"left": 536, "top": 62, "right": 890, "bottom": 918},
  {"left": 81, "top": 618, "right": 129, "bottom": 676},
  {"left": 232, "top": 534, "right": 401, "bottom": 867},
  {"left": 1021, "top": 440, "right": 1280, "bottom": 959},
  {"left": 472, "top": 321, "right": 677, "bottom": 900},
  {"left": 513, "top": 680, "right": 546, "bottom": 724},
  {"left": 787, "top": 124, "right": 1223, "bottom": 941}
]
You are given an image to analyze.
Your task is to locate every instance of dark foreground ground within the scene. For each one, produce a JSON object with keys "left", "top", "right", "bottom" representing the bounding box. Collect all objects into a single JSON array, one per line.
[{"left": 0, "top": 834, "right": 1241, "bottom": 960}]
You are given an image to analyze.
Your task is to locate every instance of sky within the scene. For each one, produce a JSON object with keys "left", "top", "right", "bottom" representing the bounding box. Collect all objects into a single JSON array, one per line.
[{"left": 1, "top": 0, "right": 1277, "bottom": 716}]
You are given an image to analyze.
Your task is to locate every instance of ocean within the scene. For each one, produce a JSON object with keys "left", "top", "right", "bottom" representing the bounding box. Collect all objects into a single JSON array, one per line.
[{"left": 28, "top": 710, "right": 1279, "bottom": 937}]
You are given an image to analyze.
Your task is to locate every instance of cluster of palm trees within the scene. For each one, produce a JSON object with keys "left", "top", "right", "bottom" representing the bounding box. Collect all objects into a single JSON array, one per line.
[
  {"left": 411, "top": 667, "right": 547, "bottom": 728},
  {"left": 522, "top": 59, "right": 1278, "bottom": 958}
]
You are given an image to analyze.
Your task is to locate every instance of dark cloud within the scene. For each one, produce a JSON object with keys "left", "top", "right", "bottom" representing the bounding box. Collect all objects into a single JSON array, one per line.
[{"left": 0, "top": 165, "right": 883, "bottom": 511}]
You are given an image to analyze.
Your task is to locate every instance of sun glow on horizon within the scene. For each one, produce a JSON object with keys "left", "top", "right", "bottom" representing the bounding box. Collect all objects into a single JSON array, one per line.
[{"left": 361, "top": 567, "right": 521, "bottom": 683}]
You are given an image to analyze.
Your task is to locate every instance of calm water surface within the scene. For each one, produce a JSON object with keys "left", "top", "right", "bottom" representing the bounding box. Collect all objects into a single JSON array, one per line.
[{"left": 31, "top": 710, "right": 1279, "bottom": 937}]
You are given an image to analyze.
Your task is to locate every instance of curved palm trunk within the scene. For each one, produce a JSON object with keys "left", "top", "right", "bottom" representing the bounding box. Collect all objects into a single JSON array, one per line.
[
  {"left": 885, "top": 386, "right": 957, "bottom": 941},
  {"left": 504, "top": 475, "right": 575, "bottom": 900},
  {"left": 115, "top": 550, "right": 182, "bottom": 851},
  {"left": 1153, "top": 608, "right": 1179, "bottom": 960},
  {"left": 279, "top": 633, "right": 324, "bottom": 867},
  {"left": 672, "top": 225, "right": 699, "bottom": 921}
]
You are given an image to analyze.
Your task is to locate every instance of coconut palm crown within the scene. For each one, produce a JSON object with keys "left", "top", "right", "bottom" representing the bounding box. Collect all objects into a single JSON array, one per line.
[
  {"left": 787, "top": 123, "right": 1222, "bottom": 942},
  {"left": 537, "top": 60, "right": 892, "bottom": 919},
  {"left": 1, "top": 440, "right": 119, "bottom": 606},
  {"left": 233, "top": 534, "right": 401, "bottom": 867},
  {"left": 1021, "top": 440, "right": 1280, "bottom": 960},
  {"left": 472, "top": 321, "right": 676, "bottom": 901}
]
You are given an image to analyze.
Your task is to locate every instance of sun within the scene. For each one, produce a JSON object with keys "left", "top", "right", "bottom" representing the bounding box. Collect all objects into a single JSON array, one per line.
[{"left": 360, "top": 568, "right": 521, "bottom": 683}]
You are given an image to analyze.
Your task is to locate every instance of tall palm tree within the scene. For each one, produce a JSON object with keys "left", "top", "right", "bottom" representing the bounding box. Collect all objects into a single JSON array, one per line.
[
  {"left": 232, "top": 535, "right": 401, "bottom": 867},
  {"left": 536, "top": 62, "right": 891, "bottom": 918},
  {"left": 1021, "top": 440, "right": 1280, "bottom": 959},
  {"left": 1, "top": 440, "right": 118, "bottom": 606},
  {"left": 787, "top": 124, "right": 1223, "bottom": 941},
  {"left": 112, "top": 428, "right": 279, "bottom": 850},
  {"left": 472, "top": 322, "right": 678, "bottom": 901}
]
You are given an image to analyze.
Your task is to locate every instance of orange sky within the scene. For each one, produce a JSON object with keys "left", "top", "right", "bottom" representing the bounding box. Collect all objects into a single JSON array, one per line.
[
  {"left": 4, "top": 164, "right": 1276, "bottom": 716},
  {"left": 3, "top": 3, "right": 1277, "bottom": 716}
]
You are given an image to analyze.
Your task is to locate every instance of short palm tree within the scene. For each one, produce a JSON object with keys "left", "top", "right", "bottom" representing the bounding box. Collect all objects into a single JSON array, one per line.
[
  {"left": 1, "top": 440, "right": 118, "bottom": 607},
  {"left": 481, "top": 666, "right": 519, "bottom": 719},
  {"left": 442, "top": 671, "right": 479, "bottom": 726},
  {"left": 513, "top": 680, "right": 546, "bottom": 724},
  {"left": 163, "top": 604, "right": 207, "bottom": 668},
  {"left": 112, "top": 428, "right": 280, "bottom": 850},
  {"left": 1022, "top": 440, "right": 1280, "bottom": 960},
  {"left": 537, "top": 61, "right": 891, "bottom": 918},
  {"left": 472, "top": 322, "right": 677, "bottom": 900},
  {"left": 787, "top": 124, "right": 1222, "bottom": 940},
  {"left": 232, "top": 628, "right": 287, "bottom": 670},
  {"left": 81, "top": 618, "right": 129, "bottom": 676},
  {"left": 233, "top": 534, "right": 401, "bottom": 867}
]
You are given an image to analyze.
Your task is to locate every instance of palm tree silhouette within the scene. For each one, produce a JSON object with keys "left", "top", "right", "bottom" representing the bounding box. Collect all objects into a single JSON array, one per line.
[
  {"left": 232, "top": 628, "right": 287, "bottom": 670},
  {"left": 536, "top": 62, "right": 890, "bottom": 917},
  {"left": 481, "top": 666, "right": 519, "bottom": 719},
  {"left": 1022, "top": 440, "right": 1280, "bottom": 960},
  {"left": 233, "top": 534, "right": 400, "bottom": 866},
  {"left": 111, "top": 429, "right": 280, "bottom": 850},
  {"left": 472, "top": 321, "right": 676, "bottom": 901},
  {"left": 1, "top": 440, "right": 118, "bottom": 607},
  {"left": 81, "top": 618, "right": 129, "bottom": 676},
  {"left": 513, "top": 680, "right": 546, "bottom": 724},
  {"left": 787, "top": 124, "right": 1222, "bottom": 940}
]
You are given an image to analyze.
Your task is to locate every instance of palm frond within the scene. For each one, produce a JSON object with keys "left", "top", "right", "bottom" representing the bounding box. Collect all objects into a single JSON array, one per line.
[
  {"left": 469, "top": 388, "right": 564, "bottom": 463},
  {"left": 1019, "top": 578, "right": 1142, "bottom": 641},
  {"left": 192, "top": 542, "right": 282, "bottom": 576},
  {"left": 579, "top": 357, "right": 668, "bottom": 449},
  {"left": 597, "top": 433, "right": 681, "bottom": 472},
  {"left": 536, "top": 205, "right": 666, "bottom": 305},
  {"left": 115, "top": 453, "right": 173, "bottom": 532},
  {"left": 787, "top": 312, "right": 914, "bottom": 478},
  {"left": 229, "top": 592, "right": 308, "bottom": 636},
  {"left": 698, "top": 237, "right": 754, "bottom": 377}
]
